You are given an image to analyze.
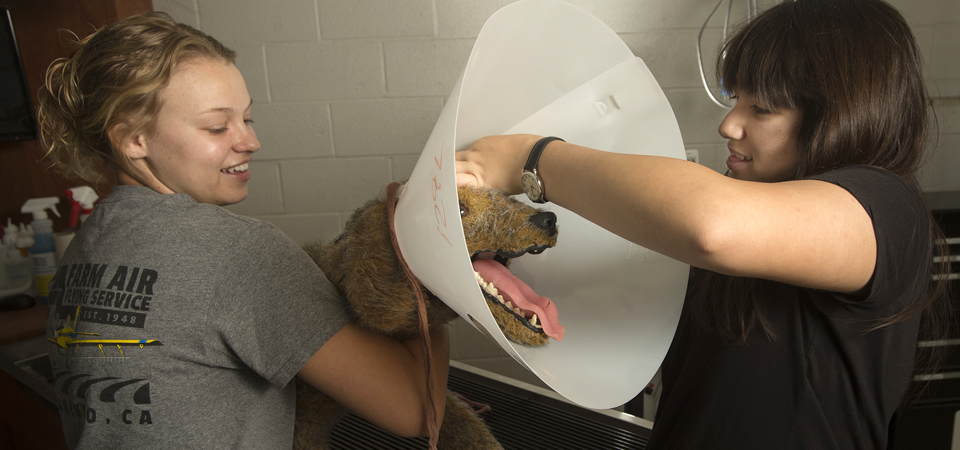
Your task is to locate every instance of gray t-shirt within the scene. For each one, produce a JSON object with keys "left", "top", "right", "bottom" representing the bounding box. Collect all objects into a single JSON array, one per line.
[{"left": 46, "top": 186, "right": 352, "bottom": 449}]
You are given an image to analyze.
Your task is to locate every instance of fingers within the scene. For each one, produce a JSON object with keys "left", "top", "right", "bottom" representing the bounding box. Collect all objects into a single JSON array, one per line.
[
  {"left": 454, "top": 134, "right": 537, "bottom": 192},
  {"left": 455, "top": 169, "right": 479, "bottom": 189},
  {"left": 455, "top": 152, "right": 482, "bottom": 188}
]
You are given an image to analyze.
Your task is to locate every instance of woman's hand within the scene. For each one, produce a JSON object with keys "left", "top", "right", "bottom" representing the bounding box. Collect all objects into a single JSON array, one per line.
[
  {"left": 298, "top": 323, "right": 450, "bottom": 438},
  {"left": 455, "top": 134, "right": 541, "bottom": 193}
]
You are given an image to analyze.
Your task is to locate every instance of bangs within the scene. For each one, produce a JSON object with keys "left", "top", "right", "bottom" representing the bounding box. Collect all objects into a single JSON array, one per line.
[{"left": 718, "top": 5, "right": 804, "bottom": 112}]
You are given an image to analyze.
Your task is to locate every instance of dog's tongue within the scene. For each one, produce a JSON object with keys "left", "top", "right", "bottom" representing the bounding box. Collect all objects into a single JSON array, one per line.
[{"left": 472, "top": 259, "right": 565, "bottom": 341}]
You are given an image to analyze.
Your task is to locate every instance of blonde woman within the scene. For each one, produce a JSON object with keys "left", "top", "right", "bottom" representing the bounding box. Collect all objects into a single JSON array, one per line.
[{"left": 40, "top": 12, "right": 447, "bottom": 449}]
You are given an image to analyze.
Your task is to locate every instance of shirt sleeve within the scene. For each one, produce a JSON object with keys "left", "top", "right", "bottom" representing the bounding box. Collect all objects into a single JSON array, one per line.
[
  {"left": 810, "top": 165, "right": 931, "bottom": 309},
  {"left": 213, "top": 221, "right": 353, "bottom": 387}
]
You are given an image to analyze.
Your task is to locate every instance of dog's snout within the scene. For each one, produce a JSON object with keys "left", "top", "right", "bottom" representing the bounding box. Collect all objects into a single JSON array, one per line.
[{"left": 529, "top": 211, "right": 558, "bottom": 237}]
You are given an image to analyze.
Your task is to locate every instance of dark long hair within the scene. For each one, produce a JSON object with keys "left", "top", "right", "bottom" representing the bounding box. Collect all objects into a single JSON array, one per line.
[{"left": 693, "top": 0, "right": 951, "bottom": 370}]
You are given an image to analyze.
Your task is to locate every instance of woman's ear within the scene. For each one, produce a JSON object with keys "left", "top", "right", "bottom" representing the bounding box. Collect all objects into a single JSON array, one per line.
[
  {"left": 107, "top": 122, "right": 153, "bottom": 187},
  {"left": 107, "top": 122, "right": 148, "bottom": 160}
]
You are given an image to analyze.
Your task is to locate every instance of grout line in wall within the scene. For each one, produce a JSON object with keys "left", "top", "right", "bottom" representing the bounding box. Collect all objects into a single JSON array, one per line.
[
  {"left": 930, "top": 97, "right": 960, "bottom": 105},
  {"left": 192, "top": 0, "right": 201, "bottom": 30},
  {"left": 313, "top": 0, "right": 322, "bottom": 41},
  {"left": 431, "top": 0, "right": 439, "bottom": 38},
  {"left": 276, "top": 162, "right": 286, "bottom": 213},
  {"left": 326, "top": 102, "right": 336, "bottom": 157},
  {"left": 260, "top": 45, "right": 271, "bottom": 103},
  {"left": 379, "top": 40, "right": 388, "bottom": 96}
]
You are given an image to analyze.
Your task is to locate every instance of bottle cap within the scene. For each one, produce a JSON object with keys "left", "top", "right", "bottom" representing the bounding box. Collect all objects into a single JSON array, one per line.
[
  {"left": 2, "top": 218, "right": 16, "bottom": 244},
  {"left": 21, "top": 197, "right": 61, "bottom": 221}
]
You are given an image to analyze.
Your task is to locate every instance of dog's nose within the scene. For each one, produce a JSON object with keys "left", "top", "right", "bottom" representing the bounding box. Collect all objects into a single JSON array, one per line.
[{"left": 529, "top": 211, "right": 558, "bottom": 237}]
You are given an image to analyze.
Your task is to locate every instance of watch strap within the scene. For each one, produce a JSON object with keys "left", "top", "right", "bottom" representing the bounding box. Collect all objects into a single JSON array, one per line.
[{"left": 523, "top": 136, "right": 565, "bottom": 172}]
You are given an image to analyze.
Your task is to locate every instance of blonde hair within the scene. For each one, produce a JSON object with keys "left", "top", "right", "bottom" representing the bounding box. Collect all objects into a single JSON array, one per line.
[{"left": 38, "top": 12, "right": 236, "bottom": 182}]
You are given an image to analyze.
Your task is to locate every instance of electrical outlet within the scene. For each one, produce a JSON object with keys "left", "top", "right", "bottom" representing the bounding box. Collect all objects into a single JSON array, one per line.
[{"left": 686, "top": 149, "right": 700, "bottom": 164}]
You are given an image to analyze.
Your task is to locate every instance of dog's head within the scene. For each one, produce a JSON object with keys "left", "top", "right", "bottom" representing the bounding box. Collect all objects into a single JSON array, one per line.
[
  {"left": 308, "top": 186, "right": 563, "bottom": 346},
  {"left": 458, "top": 187, "right": 563, "bottom": 347}
]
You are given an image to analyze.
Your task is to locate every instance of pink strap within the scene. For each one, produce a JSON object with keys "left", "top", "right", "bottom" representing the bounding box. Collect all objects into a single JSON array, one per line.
[
  {"left": 452, "top": 391, "right": 492, "bottom": 415},
  {"left": 386, "top": 182, "right": 440, "bottom": 449}
]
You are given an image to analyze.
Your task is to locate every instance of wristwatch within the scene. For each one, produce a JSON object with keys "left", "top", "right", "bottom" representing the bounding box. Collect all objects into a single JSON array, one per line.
[{"left": 520, "top": 136, "right": 564, "bottom": 203}]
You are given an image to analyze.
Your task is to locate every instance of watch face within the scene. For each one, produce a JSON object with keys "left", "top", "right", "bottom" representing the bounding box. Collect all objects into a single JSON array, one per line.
[{"left": 521, "top": 171, "right": 543, "bottom": 201}]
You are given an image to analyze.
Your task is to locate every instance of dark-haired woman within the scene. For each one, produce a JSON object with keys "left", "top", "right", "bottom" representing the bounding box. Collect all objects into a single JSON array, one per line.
[{"left": 455, "top": 0, "right": 950, "bottom": 448}]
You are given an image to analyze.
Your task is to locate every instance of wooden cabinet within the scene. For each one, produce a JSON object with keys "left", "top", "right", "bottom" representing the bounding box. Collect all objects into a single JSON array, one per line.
[
  {"left": 0, "top": 0, "right": 152, "bottom": 232},
  {"left": 0, "top": 4, "right": 152, "bottom": 448}
]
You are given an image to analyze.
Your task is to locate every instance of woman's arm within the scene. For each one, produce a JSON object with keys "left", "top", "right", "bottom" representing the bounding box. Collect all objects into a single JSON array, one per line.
[
  {"left": 456, "top": 134, "right": 876, "bottom": 294},
  {"left": 297, "top": 322, "right": 449, "bottom": 438}
]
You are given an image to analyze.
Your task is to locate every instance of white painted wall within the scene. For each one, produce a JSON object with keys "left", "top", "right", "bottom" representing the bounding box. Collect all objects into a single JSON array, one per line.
[{"left": 153, "top": 0, "right": 960, "bottom": 387}]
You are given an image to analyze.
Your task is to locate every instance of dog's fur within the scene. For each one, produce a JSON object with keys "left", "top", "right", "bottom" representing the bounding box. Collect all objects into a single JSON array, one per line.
[{"left": 294, "top": 186, "right": 559, "bottom": 450}]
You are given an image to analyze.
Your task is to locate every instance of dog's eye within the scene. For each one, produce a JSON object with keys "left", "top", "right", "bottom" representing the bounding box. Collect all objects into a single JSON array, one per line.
[{"left": 459, "top": 201, "right": 470, "bottom": 218}]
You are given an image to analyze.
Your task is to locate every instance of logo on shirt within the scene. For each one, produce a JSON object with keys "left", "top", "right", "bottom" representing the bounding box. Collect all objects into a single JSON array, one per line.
[
  {"left": 55, "top": 373, "right": 154, "bottom": 426},
  {"left": 48, "top": 264, "right": 163, "bottom": 354},
  {"left": 50, "top": 305, "right": 162, "bottom": 353},
  {"left": 49, "top": 263, "right": 163, "bottom": 430},
  {"left": 48, "top": 264, "right": 157, "bottom": 330}
]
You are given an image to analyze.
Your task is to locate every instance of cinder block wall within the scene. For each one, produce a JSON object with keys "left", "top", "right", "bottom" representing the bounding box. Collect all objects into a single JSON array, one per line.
[{"left": 153, "top": 0, "right": 960, "bottom": 388}]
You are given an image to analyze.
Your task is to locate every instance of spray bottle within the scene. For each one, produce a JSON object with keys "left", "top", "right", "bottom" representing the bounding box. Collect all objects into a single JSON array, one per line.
[
  {"left": 2, "top": 220, "right": 32, "bottom": 292},
  {"left": 0, "top": 219, "right": 18, "bottom": 289},
  {"left": 66, "top": 186, "right": 98, "bottom": 225},
  {"left": 2, "top": 218, "right": 17, "bottom": 257},
  {"left": 21, "top": 197, "right": 61, "bottom": 303},
  {"left": 57, "top": 187, "right": 99, "bottom": 261}
]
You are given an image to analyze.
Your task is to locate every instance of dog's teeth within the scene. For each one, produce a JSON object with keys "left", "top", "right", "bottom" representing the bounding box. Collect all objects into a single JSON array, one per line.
[
  {"left": 530, "top": 314, "right": 539, "bottom": 326},
  {"left": 513, "top": 307, "right": 522, "bottom": 315},
  {"left": 487, "top": 284, "right": 498, "bottom": 296},
  {"left": 497, "top": 294, "right": 505, "bottom": 303}
]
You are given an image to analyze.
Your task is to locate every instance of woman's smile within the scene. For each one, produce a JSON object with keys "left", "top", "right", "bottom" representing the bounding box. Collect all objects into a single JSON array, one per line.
[{"left": 719, "top": 94, "right": 803, "bottom": 182}]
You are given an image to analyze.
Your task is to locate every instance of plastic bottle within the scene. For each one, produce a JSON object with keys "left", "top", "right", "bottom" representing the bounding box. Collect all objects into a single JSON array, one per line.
[
  {"left": 0, "top": 247, "right": 7, "bottom": 289},
  {"left": 0, "top": 219, "right": 14, "bottom": 288},
  {"left": 2, "top": 218, "right": 17, "bottom": 257},
  {"left": 57, "top": 186, "right": 99, "bottom": 261},
  {"left": 67, "top": 186, "right": 98, "bottom": 225},
  {"left": 1, "top": 219, "right": 30, "bottom": 289},
  {"left": 15, "top": 223, "right": 32, "bottom": 257},
  {"left": 21, "top": 197, "right": 61, "bottom": 303}
]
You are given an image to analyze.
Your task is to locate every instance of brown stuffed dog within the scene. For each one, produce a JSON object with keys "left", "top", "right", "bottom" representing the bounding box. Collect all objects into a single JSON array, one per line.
[{"left": 294, "top": 186, "right": 561, "bottom": 450}]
